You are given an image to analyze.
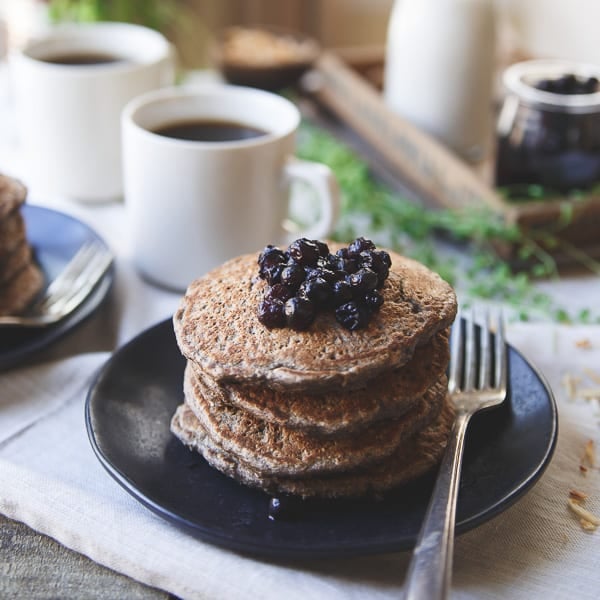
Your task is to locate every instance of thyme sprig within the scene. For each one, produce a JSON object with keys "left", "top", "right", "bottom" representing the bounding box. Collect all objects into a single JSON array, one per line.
[
  {"left": 48, "top": 0, "right": 178, "bottom": 31},
  {"left": 297, "top": 123, "right": 600, "bottom": 323}
]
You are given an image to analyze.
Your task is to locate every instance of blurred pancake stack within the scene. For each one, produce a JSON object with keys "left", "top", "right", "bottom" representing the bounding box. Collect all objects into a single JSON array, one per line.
[
  {"left": 171, "top": 243, "right": 457, "bottom": 499},
  {"left": 0, "top": 174, "right": 43, "bottom": 316}
]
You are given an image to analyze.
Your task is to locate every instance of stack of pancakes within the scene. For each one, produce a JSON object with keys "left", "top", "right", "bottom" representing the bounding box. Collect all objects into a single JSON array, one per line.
[
  {"left": 171, "top": 247, "right": 457, "bottom": 499},
  {"left": 0, "top": 174, "right": 44, "bottom": 316}
]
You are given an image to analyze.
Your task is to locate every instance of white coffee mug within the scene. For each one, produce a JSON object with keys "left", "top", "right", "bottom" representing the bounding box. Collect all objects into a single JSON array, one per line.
[
  {"left": 122, "top": 85, "right": 340, "bottom": 291},
  {"left": 11, "top": 22, "right": 174, "bottom": 202}
]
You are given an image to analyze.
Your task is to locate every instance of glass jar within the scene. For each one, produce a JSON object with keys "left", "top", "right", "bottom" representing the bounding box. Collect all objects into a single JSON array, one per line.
[{"left": 495, "top": 59, "right": 600, "bottom": 193}]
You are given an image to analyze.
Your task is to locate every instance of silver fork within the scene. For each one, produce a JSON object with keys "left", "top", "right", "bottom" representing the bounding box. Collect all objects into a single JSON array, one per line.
[
  {"left": 404, "top": 309, "right": 507, "bottom": 600},
  {"left": 0, "top": 241, "right": 113, "bottom": 327}
]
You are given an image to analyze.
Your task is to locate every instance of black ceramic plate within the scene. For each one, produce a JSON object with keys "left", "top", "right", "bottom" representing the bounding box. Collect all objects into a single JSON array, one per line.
[
  {"left": 0, "top": 204, "right": 113, "bottom": 370},
  {"left": 86, "top": 319, "right": 557, "bottom": 559}
]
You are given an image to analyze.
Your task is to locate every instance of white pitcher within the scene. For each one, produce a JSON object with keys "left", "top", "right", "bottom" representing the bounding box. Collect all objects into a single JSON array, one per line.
[{"left": 384, "top": 0, "right": 496, "bottom": 163}]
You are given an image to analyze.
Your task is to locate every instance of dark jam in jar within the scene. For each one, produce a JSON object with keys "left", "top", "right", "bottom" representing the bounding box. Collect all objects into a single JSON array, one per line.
[{"left": 495, "top": 60, "right": 600, "bottom": 194}]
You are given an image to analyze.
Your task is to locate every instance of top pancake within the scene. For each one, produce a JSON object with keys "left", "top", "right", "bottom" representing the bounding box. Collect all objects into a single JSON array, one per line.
[{"left": 174, "top": 247, "right": 457, "bottom": 392}]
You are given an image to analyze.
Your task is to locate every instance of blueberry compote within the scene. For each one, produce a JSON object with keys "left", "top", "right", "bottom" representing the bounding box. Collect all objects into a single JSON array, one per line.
[
  {"left": 495, "top": 61, "right": 600, "bottom": 194},
  {"left": 257, "top": 237, "right": 391, "bottom": 331},
  {"left": 267, "top": 495, "right": 305, "bottom": 521}
]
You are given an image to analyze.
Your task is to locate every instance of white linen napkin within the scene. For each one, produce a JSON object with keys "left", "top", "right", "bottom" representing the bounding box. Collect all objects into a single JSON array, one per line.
[{"left": 1, "top": 325, "right": 599, "bottom": 600}]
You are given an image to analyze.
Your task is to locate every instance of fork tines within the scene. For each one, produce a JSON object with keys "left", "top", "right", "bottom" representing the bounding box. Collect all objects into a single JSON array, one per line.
[
  {"left": 41, "top": 241, "right": 113, "bottom": 317},
  {"left": 449, "top": 309, "right": 507, "bottom": 394},
  {"left": 39, "top": 241, "right": 106, "bottom": 309}
]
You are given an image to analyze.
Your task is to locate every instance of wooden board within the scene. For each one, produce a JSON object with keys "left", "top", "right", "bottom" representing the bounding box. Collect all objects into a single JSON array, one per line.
[
  {"left": 300, "top": 50, "right": 600, "bottom": 264},
  {"left": 0, "top": 514, "right": 170, "bottom": 599}
]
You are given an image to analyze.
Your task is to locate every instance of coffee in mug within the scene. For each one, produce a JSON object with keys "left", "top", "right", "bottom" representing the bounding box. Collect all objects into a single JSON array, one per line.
[
  {"left": 40, "top": 51, "right": 126, "bottom": 65},
  {"left": 152, "top": 119, "right": 268, "bottom": 142}
]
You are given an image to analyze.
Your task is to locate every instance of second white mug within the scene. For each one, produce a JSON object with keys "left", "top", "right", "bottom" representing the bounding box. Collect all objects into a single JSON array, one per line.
[{"left": 11, "top": 22, "right": 175, "bottom": 202}]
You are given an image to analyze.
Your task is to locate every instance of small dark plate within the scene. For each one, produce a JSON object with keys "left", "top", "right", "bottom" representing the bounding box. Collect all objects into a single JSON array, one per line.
[
  {"left": 213, "top": 26, "right": 320, "bottom": 91},
  {"left": 0, "top": 204, "right": 114, "bottom": 370},
  {"left": 85, "top": 319, "right": 557, "bottom": 559}
]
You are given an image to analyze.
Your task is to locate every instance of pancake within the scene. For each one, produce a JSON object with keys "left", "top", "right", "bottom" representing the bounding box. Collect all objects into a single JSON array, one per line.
[
  {"left": 0, "top": 261, "right": 44, "bottom": 316},
  {"left": 190, "top": 328, "right": 450, "bottom": 434},
  {"left": 0, "top": 174, "right": 27, "bottom": 220},
  {"left": 179, "top": 366, "right": 447, "bottom": 477},
  {"left": 0, "top": 210, "right": 26, "bottom": 258},
  {"left": 0, "top": 174, "right": 44, "bottom": 315},
  {"left": 171, "top": 397, "right": 455, "bottom": 499},
  {"left": 174, "top": 248, "right": 457, "bottom": 392}
]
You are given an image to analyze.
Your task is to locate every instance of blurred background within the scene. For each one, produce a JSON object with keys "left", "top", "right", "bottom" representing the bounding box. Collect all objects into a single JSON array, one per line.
[
  {"left": 2, "top": 0, "right": 600, "bottom": 318},
  {"left": 2, "top": 0, "right": 600, "bottom": 68}
]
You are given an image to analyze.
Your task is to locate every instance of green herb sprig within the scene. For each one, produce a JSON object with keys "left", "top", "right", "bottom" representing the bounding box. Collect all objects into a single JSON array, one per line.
[
  {"left": 297, "top": 122, "right": 600, "bottom": 323},
  {"left": 47, "top": 0, "right": 178, "bottom": 31}
]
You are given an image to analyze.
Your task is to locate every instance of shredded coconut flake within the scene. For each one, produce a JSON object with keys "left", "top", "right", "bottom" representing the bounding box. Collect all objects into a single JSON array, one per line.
[
  {"left": 583, "top": 368, "right": 600, "bottom": 385},
  {"left": 569, "top": 489, "right": 589, "bottom": 501},
  {"left": 568, "top": 498, "right": 600, "bottom": 530},
  {"left": 583, "top": 439, "right": 596, "bottom": 467},
  {"left": 562, "top": 373, "right": 580, "bottom": 401},
  {"left": 581, "top": 519, "right": 598, "bottom": 531}
]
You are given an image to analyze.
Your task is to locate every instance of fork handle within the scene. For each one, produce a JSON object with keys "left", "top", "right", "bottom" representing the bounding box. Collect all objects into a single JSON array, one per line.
[{"left": 403, "top": 412, "right": 470, "bottom": 600}]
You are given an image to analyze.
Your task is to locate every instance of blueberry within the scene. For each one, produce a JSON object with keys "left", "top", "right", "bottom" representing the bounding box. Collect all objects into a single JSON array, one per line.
[
  {"left": 258, "top": 245, "right": 286, "bottom": 269},
  {"left": 332, "top": 280, "right": 353, "bottom": 306},
  {"left": 563, "top": 77, "right": 577, "bottom": 93},
  {"left": 284, "top": 297, "right": 316, "bottom": 330},
  {"left": 535, "top": 73, "right": 599, "bottom": 96},
  {"left": 378, "top": 250, "right": 392, "bottom": 269},
  {"left": 288, "top": 238, "right": 320, "bottom": 266},
  {"left": 535, "top": 78, "right": 552, "bottom": 92},
  {"left": 358, "top": 250, "right": 391, "bottom": 284},
  {"left": 298, "top": 278, "right": 333, "bottom": 304},
  {"left": 314, "top": 240, "right": 330, "bottom": 258},
  {"left": 304, "top": 266, "right": 321, "bottom": 281},
  {"left": 261, "top": 263, "right": 284, "bottom": 286},
  {"left": 347, "top": 268, "right": 379, "bottom": 293},
  {"left": 315, "top": 267, "right": 339, "bottom": 285},
  {"left": 585, "top": 76, "right": 599, "bottom": 94},
  {"left": 322, "top": 253, "right": 339, "bottom": 270},
  {"left": 280, "top": 264, "right": 305, "bottom": 291},
  {"left": 364, "top": 289, "right": 384, "bottom": 311},
  {"left": 335, "top": 301, "right": 370, "bottom": 330},
  {"left": 333, "top": 268, "right": 348, "bottom": 281},
  {"left": 347, "top": 237, "right": 376, "bottom": 257},
  {"left": 267, "top": 495, "right": 304, "bottom": 521},
  {"left": 258, "top": 245, "right": 286, "bottom": 282},
  {"left": 334, "top": 256, "right": 358, "bottom": 274},
  {"left": 265, "top": 283, "right": 293, "bottom": 303},
  {"left": 555, "top": 74, "right": 577, "bottom": 94},
  {"left": 257, "top": 299, "right": 286, "bottom": 328}
]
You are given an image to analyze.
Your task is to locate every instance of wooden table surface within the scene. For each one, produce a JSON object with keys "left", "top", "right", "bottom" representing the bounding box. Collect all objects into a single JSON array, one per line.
[{"left": 0, "top": 514, "right": 172, "bottom": 599}]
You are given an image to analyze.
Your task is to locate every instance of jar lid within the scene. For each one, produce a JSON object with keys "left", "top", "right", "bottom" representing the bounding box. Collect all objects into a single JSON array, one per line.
[{"left": 503, "top": 59, "right": 600, "bottom": 114}]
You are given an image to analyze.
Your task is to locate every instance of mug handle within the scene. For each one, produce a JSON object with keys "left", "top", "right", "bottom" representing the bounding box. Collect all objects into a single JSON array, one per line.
[{"left": 284, "top": 158, "right": 340, "bottom": 241}]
